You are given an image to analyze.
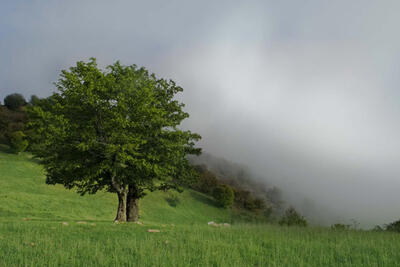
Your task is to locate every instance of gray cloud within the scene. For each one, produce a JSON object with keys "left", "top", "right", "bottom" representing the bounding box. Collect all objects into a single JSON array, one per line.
[{"left": 1, "top": 0, "right": 400, "bottom": 227}]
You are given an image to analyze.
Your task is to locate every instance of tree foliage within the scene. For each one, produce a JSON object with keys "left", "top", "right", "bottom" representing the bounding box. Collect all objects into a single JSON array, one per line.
[
  {"left": 0, "top": 105, "right": 26, "bottom": 145},
  {"left": 279, "top": 207, "right": 307, "bottom": 227},
  {"left": 385, "top": 219, "right": 400, "bottom": 232},
  {"left": 191, "top": 165, "right": 219, "bottom": 194},
  {"left": 9, "top": 131, "right": 28, "bottom": 154},
  {"left": 29, "top": 95, "right": 41, "bottom": 106},
  {"left": 213, "top": 184, "right": 234, "bottom": 208},
  {"left": 28, "top": 58, "right": 201, "bottom": 221},
  {"left": 4, "top": 93, "right": 27, "bottom": 111}
]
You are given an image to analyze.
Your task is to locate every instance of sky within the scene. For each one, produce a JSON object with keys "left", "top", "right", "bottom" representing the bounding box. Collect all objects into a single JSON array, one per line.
[{"left": 1, "top": 0, "right": 400, "bottom": 227}]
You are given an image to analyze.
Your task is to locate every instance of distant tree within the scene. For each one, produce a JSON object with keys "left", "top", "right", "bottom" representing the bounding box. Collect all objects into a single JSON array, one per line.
[
  {"left": 213, "top": 184, "right": 234, "bottom": 208},
  {"left": 266, "top": 187, "right": 284, "bottom": 211},
  {"left": 233, "top": 189, "right": 252, "bottom": 208},
  {"left": 279, "top": 207, "right": 307, "bottom": 227},
  {"left": 4, "top": 93, "right": 27, "bottom": 111},
  {"left": 9, "top": 131, "right": 28, "bottom": 154},
  {"left": 331, "top": 223, "right": 351, "bottom": 231},
  {"left": 28, "top": 58, "right": 201, "bottom": 222},
  {"left": 192, "top": 165, "right": 219, "bottom": 194},
  {"left": 372, "top": 225, "right": 384, "bottom": 232},
  {"left": 385, "top": 219, "right": 400, "bottom": 232},
  {"left": 0, "top": 106, "right": 26, "bottom": 145},
  {"left": 29, "top": 95, "right": 41, "bottom": 106},
  {"left": 252, "top": 197, "right": 267, "bottom": 211}
]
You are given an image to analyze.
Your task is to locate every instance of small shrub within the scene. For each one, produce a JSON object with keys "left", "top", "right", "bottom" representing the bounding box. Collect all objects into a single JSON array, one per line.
[
  {"left": 165, "top": 192, "right": 180, "bottom": 207},
  {"left": 331, "top": 223, "right": 351, "bottom": 231},
  {"left": 385, "top": 219, "right": 400, "bottom": 232},
  {"left": 9, "top": 131, "right": 28, "bottom": 154},
  {"left": 279, "top": 207, "right": 307, "bottom": 227},
  {"left": 372, "top": 225, "right": 384, "bottom": 232},
  {"left": 213, "top": 184, "right": 234, "bottom": 208}
]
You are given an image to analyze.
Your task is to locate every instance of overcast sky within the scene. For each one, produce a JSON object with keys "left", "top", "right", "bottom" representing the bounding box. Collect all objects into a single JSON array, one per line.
[{"left": 1, "top": 0, "right": 400, "bottom": 227}]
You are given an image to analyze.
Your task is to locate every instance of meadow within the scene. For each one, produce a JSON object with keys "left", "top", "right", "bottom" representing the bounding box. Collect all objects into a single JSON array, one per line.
[{"left": 1, "top": 150, "right": 400, "bottom": 266}]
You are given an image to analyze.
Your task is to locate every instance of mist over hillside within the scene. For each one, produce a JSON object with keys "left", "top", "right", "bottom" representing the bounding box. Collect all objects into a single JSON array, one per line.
[
  {"left": 189, "top": 152, "right": 345, "bottom": 226},
  {"left": 2, "top": 0, "right": 400, "bottom": 228}
]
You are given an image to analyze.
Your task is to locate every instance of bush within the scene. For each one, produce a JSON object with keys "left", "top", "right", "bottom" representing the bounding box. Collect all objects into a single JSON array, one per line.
[
  {"left": 9, "top": 131, "right": 28, "bottom": 154},
  {"left": 279, "top": 207, "right": 307, "bottom": 227},
  {"left": 213, "top": 184, "right": 234, "bottom": 208},
  {"left": 165, "top": 192, "right": 180, "bottom": 207},
  {"left": 385, "top": 219, "right": 400, "bottom": 232},
  {"left": 331, "top": 223, "right": 351, "bottom": 231},
  {"left": 372, "top": 225, "right": 384, "bottom": 232}
]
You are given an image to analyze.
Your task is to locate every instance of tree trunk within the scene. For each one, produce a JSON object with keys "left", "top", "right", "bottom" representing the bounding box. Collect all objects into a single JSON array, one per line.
[
  {"left": 111, "top": 175, "right": 127, "bottom": 222},
  {"left": 126, "top": 184, "right": 140, "bottom": 222},
  {"left": 115, "top": 190, "right": 127, "bottom": 222}
]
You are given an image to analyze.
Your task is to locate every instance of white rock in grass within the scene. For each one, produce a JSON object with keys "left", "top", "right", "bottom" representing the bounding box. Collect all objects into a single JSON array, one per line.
[
  {"left": 62, "top": 222, "right": 68, "bottom": 226},
  {"left": 147, "top": 229, "right": 161, "bottom": 233}
]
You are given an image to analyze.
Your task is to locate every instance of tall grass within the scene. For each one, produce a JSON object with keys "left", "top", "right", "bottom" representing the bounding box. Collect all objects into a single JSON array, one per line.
[{"left": 1, "top": 221, "right": 400, "bottom": 266}]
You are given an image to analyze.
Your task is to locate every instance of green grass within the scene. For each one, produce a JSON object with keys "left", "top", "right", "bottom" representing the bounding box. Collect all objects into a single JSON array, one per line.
[{"left": 1, "top": 150, "right": 400, "bottom": 266}]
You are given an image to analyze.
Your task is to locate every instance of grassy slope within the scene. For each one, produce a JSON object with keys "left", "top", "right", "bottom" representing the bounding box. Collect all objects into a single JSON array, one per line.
[
  {"left": 0, "top": 150, "right": 231, "bottom": 224},
  {"left": 1, "top": 151, "right": 400, "bottom": 266}
]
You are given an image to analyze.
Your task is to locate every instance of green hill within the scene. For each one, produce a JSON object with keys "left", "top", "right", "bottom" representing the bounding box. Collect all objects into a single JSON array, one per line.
[
  {"left": 1, "top": 149, "right": 400, "bottom": 266},
  {"left": 0, "top": 149, "right": 231, "bottom": 224}
]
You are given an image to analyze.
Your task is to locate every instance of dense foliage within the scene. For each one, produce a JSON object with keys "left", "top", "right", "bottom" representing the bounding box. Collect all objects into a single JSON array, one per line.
[
  {"left": 213, "top": 184, "right": 234, "bottom": 208},
  {"left": 279, "top": 207, "right": 307, "bottom": 227},
  {"left": 191, "top": 160, "right": 281, "bottom": 221},
  {"left": 8, "top": 131, "right": 28, "bottom": 153},
  {"left": 385, "top": 219, "right": 400, "bottom": 232},
  {"left": 4, "top": 93, "right": 27, "bottom": 111},
  {"left": 0, "top": 96, "right": 29, "bottom": 152},
  {"left": 27, "top": 58, "right": 201, "bottom": 222},
  {"left": 191, "top": 165, "right": 219, "bottom": 194}
]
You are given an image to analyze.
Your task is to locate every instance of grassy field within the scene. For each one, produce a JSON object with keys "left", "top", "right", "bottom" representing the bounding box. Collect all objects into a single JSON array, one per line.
[{"left": 1, "top": 150, "right": 400, "bottom": 266}]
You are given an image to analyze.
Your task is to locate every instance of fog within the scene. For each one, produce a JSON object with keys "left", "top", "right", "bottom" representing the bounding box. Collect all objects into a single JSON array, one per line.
[{"left": 1, "top": 0, "right": 400, "bottom": 227}]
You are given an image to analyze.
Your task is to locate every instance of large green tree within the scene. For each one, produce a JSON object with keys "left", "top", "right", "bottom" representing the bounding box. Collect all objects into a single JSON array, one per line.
[{"left": 28, "top": 58, "right": 201, "bottom": 222}]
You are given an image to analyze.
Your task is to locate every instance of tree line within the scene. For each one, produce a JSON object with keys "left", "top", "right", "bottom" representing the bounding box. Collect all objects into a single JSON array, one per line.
[{"left": 0, "top": 93, "right": 39, "bottom": 153}]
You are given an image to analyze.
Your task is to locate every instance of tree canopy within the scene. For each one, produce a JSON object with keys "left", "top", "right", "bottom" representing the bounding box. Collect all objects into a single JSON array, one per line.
[
  {"left": 28, "top": 58, "right": 201, "bottom": 221},
  {"left": 4, "top": 93, "right": 27, "bottom": 111}
]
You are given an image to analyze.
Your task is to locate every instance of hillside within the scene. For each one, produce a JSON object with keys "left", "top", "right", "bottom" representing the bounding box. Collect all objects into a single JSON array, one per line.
[
  {"left": 0, "top": 148, "right": 231, "bottom": 224},
  {"left": 1, "top": 150, "right": 400, "bottom": 266}
]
